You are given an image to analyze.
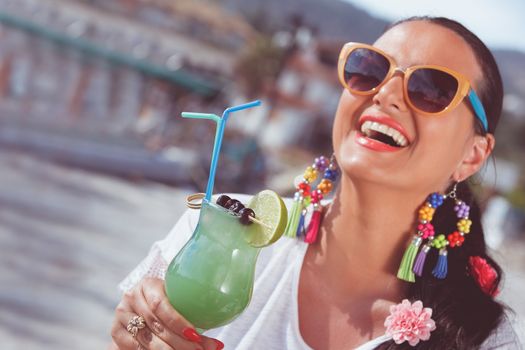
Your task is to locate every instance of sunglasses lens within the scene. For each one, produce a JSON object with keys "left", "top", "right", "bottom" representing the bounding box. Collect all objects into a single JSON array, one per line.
[
  {"left": 344, "top": 48, "right": 390, "bottom": 92},
  {"left": 407, "top": 68, "right": 458, "bottom": 113}
]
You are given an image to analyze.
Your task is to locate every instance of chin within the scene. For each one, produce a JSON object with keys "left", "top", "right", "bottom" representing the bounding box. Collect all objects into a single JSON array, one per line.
[
  {"left": 336, "top": 139, "right": 408, "bottom": 189},
  {"left": 337, "top": 141, "right": 376, "bottom": 177}
]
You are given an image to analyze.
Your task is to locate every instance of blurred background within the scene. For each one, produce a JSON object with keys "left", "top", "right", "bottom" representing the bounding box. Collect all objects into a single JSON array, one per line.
[{"left": 0, "top": 0, "right": 523, "bottom": 348}]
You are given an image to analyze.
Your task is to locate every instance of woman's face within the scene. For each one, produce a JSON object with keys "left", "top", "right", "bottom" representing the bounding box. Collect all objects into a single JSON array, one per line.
[{"left": 332, "top": 20, "right": 490, "bottom": 194}]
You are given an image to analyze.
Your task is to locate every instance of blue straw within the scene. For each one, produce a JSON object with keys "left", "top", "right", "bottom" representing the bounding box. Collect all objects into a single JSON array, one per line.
[{"left": 182, "top": 100, "right": 261, "bottom": 201}]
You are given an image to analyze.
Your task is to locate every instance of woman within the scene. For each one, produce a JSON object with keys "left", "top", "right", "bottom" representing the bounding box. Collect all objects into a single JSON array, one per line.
[{"left": 110, "top": 16, "right": 522, "bottom": 349}]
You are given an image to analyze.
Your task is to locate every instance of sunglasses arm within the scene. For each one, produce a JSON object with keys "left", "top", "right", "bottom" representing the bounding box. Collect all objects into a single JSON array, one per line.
[{"left": 467, "top": 90, "right": 489, "bottom": 132}]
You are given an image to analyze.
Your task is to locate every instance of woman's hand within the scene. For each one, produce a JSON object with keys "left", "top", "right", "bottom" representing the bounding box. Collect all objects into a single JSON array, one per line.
[{"left": 110, "top": 277, "right": 224, "bottom": 350}]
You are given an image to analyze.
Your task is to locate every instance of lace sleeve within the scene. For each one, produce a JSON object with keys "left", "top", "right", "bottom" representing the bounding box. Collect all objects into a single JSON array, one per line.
[
  {"left": 118, "top": 207, "right": 199, "bottom": 293},
  {"left": 118, "top": 243, "right": 168, "bottom": 292},
  {"left": 480, "top": 312, "right": 523, "bottom": 349}
]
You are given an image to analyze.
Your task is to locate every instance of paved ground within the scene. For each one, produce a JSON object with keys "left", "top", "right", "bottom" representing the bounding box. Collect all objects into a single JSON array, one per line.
[
  {"left": 0, "top": 150, "right": 523, "bottom": 349},
  {"left": 0, "top": 150, "right": 190, "bottom": 349}
]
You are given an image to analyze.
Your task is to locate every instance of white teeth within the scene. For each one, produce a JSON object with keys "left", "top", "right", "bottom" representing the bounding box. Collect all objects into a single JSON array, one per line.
[
  {"left": 360, "top": 121, "right": 408, "bottom": 147},
  {"left": 361, "top": 121, "right": 372, "bottom": 136}
]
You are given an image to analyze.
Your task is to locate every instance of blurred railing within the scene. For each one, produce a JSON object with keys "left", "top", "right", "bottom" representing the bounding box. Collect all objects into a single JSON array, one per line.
[{"left": 0, "top": 0, "right": 256, "bottom": 186}]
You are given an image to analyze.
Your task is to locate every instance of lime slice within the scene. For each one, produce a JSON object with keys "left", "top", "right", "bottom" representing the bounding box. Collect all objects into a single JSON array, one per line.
[{"left": 245, "top": 190, "right": 288, "bottom": 247}]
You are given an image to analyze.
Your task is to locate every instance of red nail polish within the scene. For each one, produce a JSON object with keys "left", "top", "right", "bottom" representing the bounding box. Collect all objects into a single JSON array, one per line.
[
  {"left": 182, "top": 327, "right": 202, "bottom": 342},
  {"left": 213, "top": 339, "right": 224, "bottom": 350}
]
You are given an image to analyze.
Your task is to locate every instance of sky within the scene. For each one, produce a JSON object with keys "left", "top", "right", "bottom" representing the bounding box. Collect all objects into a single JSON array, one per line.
[{"left": 343, "top": 0, "right": 525, "bottom": 52}]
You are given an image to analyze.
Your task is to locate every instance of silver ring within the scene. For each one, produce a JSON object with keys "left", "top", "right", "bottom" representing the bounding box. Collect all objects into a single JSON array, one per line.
[{"left": 126, "top": 315, "right": 146, "bottom": 338}]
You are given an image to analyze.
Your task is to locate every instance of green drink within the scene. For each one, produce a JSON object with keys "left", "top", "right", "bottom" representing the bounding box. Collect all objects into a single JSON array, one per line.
[
  {"left": 165, "top": 199, "right": 260, "bottom": 330},
  {"left": 164, "top": 102, "right": 287, "bottom": 330}
]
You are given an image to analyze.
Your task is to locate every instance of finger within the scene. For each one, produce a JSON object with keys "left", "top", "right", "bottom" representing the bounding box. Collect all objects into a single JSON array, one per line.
[
  {"left": 131, "top": 282, "right": 204, "bottom": 350},
  {"left": 201, "top": 337, "right": 225, "bottom": 350},
  {"left": 112, "top": 325, "right": 148, "bottom": 350},
  {"left": 111, "top": 305, "right": 148, "bottom": 350},
  {"left": 112, "top": 297, "right": 143, "bottom": 349},
  {"left": 111, "top": 301, "right": 136, "bottom": 350},
  {"left": 114, "top": 295, "right": 173, "bottom": 350},
  {"left": 116, "top": 308, "right": 177, "bottom": 350},
  {"left": 141, "top": 278, "right": 200, "bottom": 338}
]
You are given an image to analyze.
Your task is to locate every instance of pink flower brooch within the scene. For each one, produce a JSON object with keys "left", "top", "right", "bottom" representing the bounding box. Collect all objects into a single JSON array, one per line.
[{"left": 384, "top": 299, "right": 436, "bottom": 346}]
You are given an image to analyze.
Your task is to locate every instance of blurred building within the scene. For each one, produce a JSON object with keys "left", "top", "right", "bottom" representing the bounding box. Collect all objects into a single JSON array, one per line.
[
  {"left": 259, "top": 26, "right": 341, "bottom": 155},
  {"left": 0, "top": 0, "right": 257, "bottom": 185}
]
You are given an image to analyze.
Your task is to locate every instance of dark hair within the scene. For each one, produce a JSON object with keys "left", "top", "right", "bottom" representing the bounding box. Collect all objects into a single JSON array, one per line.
[{"left": 376, "top": 17, "right": 507, "bottom": 349}]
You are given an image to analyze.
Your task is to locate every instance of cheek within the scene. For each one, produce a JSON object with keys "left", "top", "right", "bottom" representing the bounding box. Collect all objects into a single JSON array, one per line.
[
  {"left": 332, "top": 90, "right": 369, "bottom": 151},
  {"left": 413, "top": 113, "right": 473, "bottom": 175}
]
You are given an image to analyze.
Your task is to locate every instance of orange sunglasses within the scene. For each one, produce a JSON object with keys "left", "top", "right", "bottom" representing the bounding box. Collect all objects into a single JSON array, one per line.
[{"left": 337, "top": 42, "right": 488, "bottom": 132}]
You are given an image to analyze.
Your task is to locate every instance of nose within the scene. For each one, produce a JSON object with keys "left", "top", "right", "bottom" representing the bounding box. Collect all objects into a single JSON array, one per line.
[{"left": 372, "top": 72, "right": 408, "bottom": 113}]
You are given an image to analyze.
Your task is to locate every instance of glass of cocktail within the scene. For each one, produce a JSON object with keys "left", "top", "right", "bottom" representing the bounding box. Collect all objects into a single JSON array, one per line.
[
  {"left": 164, "top": 101, "right": 287, "bottom": 330},
  {"left": 165, "top": 198, "right": 259, "bottom": 329}
]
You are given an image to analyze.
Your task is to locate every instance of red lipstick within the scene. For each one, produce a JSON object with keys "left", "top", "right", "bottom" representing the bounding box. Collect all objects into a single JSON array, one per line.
[
  {"left": 355, "top": 114, "right": 410, "bottom": 152},
  {"left": 356, "top": 131, "right": 402, "bottom": 152}
]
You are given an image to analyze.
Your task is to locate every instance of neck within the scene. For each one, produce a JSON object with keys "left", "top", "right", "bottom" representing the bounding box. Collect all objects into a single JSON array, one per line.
[{"left": 312, "top": 173, "right": 428, "bottom": 301}]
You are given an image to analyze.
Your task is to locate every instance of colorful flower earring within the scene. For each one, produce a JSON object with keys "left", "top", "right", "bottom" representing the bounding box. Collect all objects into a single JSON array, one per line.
[
  {"left": 284, "top": 154, "right": 338, "bottom": 243},
  {"left": 397, "top": 183, "right": 472, "bottom": 282}
]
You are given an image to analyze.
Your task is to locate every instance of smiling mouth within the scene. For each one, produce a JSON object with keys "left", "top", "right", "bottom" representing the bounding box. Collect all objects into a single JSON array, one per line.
[{"left": 359, "top": 121, "right": 409, "bottom": 148}]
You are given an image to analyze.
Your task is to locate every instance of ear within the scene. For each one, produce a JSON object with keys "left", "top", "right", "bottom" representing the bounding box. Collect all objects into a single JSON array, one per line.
[{"left": 452, "top": 134, "right": 495, "bottom": 182}]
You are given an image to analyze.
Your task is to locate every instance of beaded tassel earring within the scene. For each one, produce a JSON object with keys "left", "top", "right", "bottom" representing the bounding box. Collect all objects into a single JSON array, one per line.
[
  {"left": 397, "top": 183, "right": 472, "bottom": 282},
  {"left": 284, "top": 154, "right": 338, "bottom": 244}
]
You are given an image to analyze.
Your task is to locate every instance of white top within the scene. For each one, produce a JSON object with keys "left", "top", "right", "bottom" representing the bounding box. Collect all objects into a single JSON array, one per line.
[{"left": 119, "top": 194, "right": 522, "bottom": 349}]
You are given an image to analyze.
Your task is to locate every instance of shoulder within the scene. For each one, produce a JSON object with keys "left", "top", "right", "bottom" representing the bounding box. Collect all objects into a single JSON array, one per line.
[{"left": 480, "top": 312, "right": 523, "bottom": 350}]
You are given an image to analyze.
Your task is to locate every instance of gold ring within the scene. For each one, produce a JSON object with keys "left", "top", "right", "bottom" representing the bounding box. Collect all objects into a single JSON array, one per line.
[
  {"left": 186, "top": 193, "right": 205, "bottom": 209},
  {"left": 126, "top": 315, "right": 146, "bottom": 338}
]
